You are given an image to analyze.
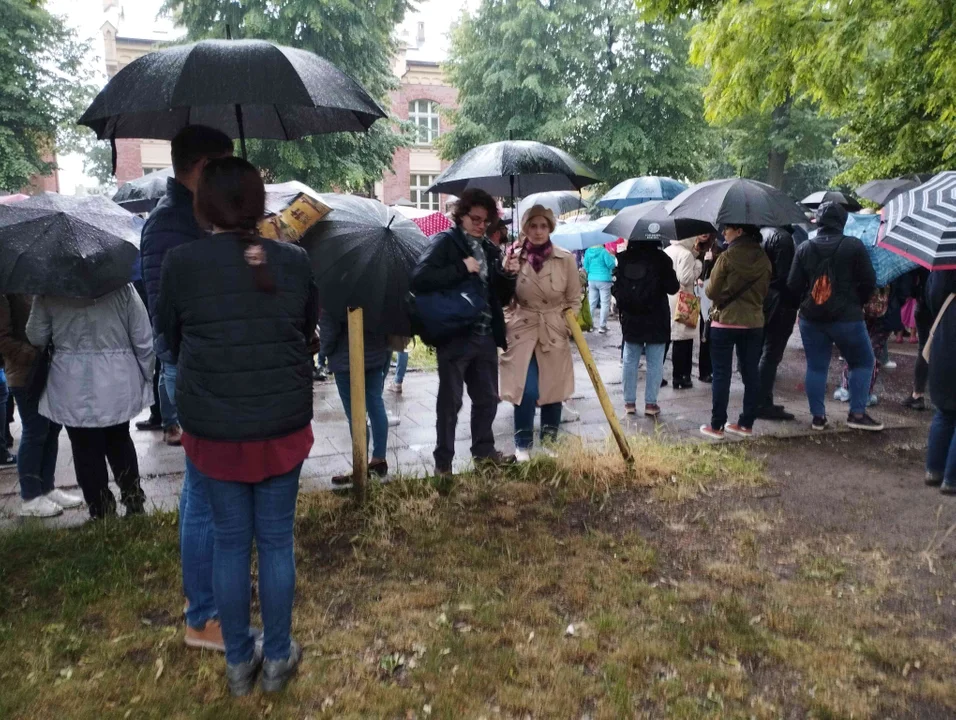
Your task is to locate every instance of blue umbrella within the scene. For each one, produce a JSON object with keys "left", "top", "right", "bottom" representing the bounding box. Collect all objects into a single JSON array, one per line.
[
  {"left": 597, "top": 176, "right": 687, "bottom": 210},
  {"left": 551, "top": 218, "right": 618, "bottom": 251},
  {"left": 842, "top": 213, "right": 916, "bottom": 287}
]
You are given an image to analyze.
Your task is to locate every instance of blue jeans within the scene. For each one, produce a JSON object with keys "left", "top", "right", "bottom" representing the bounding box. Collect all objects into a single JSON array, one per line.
[
  {"left": 390, "top": 351, "right": 409, "bottom": 385},
  {"left": 623, "top": 342, "right": 666, "bottom": 405},
  {"left": 161, "top": 361, "right": 179, "bottom": 429},
  {"left": 927, "top": 410, "right": 956, "bottom": 485},
  {"left": 181, "top": 459, "right": 217, "bottom": 630},
  {"left": 9, "top": 387, "right": 61, "bottom": 500},
  {"left": 800, "top": 319, "right": 874, "bottom": 417},
  {"left": 514, "top": 355, "right": 562, "bottom": 449},
  {"left": 589, "top": 280, "right": 613, "bottom": 330},
  {"left": 200, "top": 462, "right": 301, "bottom": 665},
  {"left": 0, "top": 370, "right": 7, "bottom": 451},
  {"left": 710, "top": 327, "right": 763, "bottom": 430},
  {"left": 334, "top": 365, "right": 388, "bottom": 460}
]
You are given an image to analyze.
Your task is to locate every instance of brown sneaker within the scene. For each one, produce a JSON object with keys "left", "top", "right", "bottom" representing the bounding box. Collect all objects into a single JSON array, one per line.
[
  {"left": 164, "top": 425, "right": 183, "bottom": 447},
  {"left": 185, "top": 618, "right": 225, "bottom": 652}
]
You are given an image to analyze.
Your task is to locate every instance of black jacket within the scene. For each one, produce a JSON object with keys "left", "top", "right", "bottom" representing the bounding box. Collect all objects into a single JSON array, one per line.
[
  {"left": 928, "top": 270, "right": 956, "bottom": 412},
  {"left": 613, "top": 244, "right": 680, "bottom": 345},
  {"left": 156, "top": 233, "right": 318, "bottom": 441},
  {"left": 760, "top": 226, "right": 798, "bottom": 311},
  {"left": 411, "top": 225, "right": 515, "bottom": 349},
  {"left": 787, "top": 203, "right": 876, "bottom": 323}
]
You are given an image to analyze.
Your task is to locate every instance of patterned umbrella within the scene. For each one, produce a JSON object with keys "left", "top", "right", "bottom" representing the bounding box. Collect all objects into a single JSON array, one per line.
[
  {"left": 843, "top": 213, "right": 916, "bottom": 287},
  {"left": 596, "top": 176, "right": 687, "bottom": 210},
  {"left": 880, "top": 172, "right": 956, "bottom": 271},
  {"left": 411, "top": 211, "right": 452, "bottom": 237}
]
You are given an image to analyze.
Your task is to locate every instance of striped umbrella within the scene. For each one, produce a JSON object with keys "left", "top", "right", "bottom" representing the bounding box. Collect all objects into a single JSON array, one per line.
[{"left": 880, "top": 172, "right": 956, "bottom": 270}]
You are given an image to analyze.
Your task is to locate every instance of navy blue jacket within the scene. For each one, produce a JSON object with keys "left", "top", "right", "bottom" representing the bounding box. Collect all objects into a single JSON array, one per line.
[
  {"left": 140, "top": 178, "right": 203, "bottom": 316},
  {"left": 928, "top": 270, "right": 956, "bottom": 412}
]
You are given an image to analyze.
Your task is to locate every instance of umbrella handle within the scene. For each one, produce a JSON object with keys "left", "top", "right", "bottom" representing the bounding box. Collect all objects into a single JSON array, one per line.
[{"left": 235, "top": 104, "right": 248, "bottom": 159}]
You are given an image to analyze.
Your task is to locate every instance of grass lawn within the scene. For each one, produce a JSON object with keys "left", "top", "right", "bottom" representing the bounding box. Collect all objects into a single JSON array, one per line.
[{"left": 1, "top": 436, "right": 954, "bottom": 719}]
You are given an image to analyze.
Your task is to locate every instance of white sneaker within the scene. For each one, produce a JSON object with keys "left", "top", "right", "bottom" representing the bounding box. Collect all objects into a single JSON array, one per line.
[
  {"left": 45, "top": 489, "right": 83, "bottom": 509},
  {"left": 19, "top": 496, "right": 63, "bottom": 518},
  {"left": 539, "top": 447, "right": 558, "bottom": 459},
  {"left": 883, "top": 359, "right": 897, "bottom": 370},
  {"left": 515, "top": 448, "right": 531, "bottom": 463}
]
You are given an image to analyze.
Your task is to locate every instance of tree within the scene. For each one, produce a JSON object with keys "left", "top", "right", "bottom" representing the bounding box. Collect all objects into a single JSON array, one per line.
[
  {"left": 439, "top": 0, "right": 717, "bottom": 186},
  {"left": 0, "top": 0, "right": 92, "bottom": 191},
  {"left": 162, "top": 0, "right": 411, "bottom": 192}
]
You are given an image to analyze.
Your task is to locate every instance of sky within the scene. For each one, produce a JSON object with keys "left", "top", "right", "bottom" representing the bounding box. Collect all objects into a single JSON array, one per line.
[{"left": 49, "top": 0, "right": 476, "bottom": 194}]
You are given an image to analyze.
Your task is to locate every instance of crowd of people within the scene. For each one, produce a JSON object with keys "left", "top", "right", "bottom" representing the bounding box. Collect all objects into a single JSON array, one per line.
[{"left": 1, "top": 123, "right": 954, "bottom": 697}]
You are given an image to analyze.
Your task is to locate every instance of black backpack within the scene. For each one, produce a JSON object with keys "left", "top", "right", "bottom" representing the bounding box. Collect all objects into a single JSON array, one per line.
[
  {"left": 613, "top": 259, "right": 658, "bottom": 315},
  {"left": 799, "top": 239, "right": 844, "bottom": 322}
]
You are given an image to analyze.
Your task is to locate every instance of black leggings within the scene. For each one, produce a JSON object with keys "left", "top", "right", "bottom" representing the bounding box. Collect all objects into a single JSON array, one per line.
[
  {"left": 914, "top": 303, "right": 932, "bottom": 395},
  {"left": 671, "top": 339, "right": 694, "bottom": 381},
  {"left": 65, "top": 423, "right": 144, "bottom": 518}
]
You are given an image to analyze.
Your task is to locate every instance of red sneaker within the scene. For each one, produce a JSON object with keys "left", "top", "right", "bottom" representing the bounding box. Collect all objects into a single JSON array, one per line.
[
  {"left": 725, "top": 423, "right": 753, "bottom": 437},
  {"left": 699, "top": 425, "right": 724, "bottom": 440}
]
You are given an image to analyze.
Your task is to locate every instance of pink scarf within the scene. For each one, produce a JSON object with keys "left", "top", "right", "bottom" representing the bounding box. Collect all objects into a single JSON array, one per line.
[{"left": 523, "top": 239, "right": 553, "bottom": 273}]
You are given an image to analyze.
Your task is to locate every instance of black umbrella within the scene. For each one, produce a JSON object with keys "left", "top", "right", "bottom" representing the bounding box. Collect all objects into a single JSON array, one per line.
[
  {"left": 856, "top": 175, "right": 934, "bottom": 206},
  {"left": 78, "top": 39, "right": 387, "bottom": 162},
  {"left": 604, "top": 200, "right": 716, "bottom": 243},
  {"left": 302, "top": 195, "right": 429, "bottom": 335},
  {"left": 801, "top": 190, "right": 862, "bottom": 212},
  {"left": 665, "top": 178, "right": 808, "bottom": 227},
  {"left": 880, "top": 172, "right": 956, "bottom": 271},
  {"left": 0, "top": 194, "right": 141, "bottom": 298},
  {"left": 425, "top": 141, "right": 599, "bottom": 198},
  {"left": 112, "top": 167, "right": 174, "bottom": 213}
]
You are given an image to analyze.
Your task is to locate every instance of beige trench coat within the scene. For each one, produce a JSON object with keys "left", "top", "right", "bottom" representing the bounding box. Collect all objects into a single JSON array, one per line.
[{"left": 499, "top": 246, "right": 582, "bottom": 405}]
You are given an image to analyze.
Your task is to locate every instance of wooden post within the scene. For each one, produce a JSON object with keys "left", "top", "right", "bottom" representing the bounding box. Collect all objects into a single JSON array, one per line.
[
  {"left": 564, "top": 309, "right": 633, "bottom": 464},
  {"left": 347, "top": 307, "right": 368, "bottom": 503}
]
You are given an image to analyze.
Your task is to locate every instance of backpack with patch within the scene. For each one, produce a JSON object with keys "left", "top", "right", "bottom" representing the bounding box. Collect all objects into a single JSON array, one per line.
[
  {"left": 612, "top": 259, "right": 658, "bottom": 315},
  {"left": 800, "top": 239, "right": 844, "bottom": 321}
]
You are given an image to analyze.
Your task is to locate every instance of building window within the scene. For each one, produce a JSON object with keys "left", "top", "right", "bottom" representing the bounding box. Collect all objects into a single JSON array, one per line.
[
  {"left": 410, "top": 174, "right": 439, "bottom": 211},
  {"left": 408, "top": 100, "right": 440, "bottom": 145}
]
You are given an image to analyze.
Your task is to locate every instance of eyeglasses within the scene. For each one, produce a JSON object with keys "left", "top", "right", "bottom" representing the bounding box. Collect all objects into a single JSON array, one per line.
[{"left": 466, "top": 213, "right": 491, "bottom": 226}]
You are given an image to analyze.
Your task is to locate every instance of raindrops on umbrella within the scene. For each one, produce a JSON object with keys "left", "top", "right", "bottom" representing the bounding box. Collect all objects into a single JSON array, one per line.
[
  {"left": 665, "top": 178, "right": 808, "bottom": 228},
  {"left": 604, "top": 201, "right": 716, "bottom": 244},
  {"left": 880, "top": 172, "right": 956, "bottom": 271},
  {"left": 112, "top": 167, "right": 174, "bottom": 214},
  {"left": 801, "top": 190, "right": 862, "bottom": 212},
  {"left": 597, "top": 176, "right": 687, "bottom": 211},
  {"left": 516, "top": 191, "right": 586, "bottom": 223}
]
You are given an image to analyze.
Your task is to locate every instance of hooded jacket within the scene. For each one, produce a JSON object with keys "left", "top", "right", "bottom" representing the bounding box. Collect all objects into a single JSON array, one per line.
[
  {"left": 787, "top": 202, "right": 876, "bottom": 324},
  {"left": 760, "top": 226, "right": 798, "bottom": 312},
  {"left": 583, "top": 246, "right": 616, "bottom": 283},
  {"left": 614, "top": 244, "right": 680, "bottom": 345},
  {"left": 705, "top": 234, "right": 771, "bottom": 328}
]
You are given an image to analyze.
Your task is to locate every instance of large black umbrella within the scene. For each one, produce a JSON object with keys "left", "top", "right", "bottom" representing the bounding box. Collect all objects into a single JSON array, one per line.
[
  {"left": 880, "top": 172, "right": 956, "bottom": 271},
  {"left": 856, "top": 175, "right": 934, "bottom": 207},
  {"left": 78, "top": 39, "right": 387, "bottom": 161},
  {"left": 303, "top": 195, "right": 429, "bottom": 335},
  {"left": 665, "top": 178, "right": 808, "bottom": 227},
  {"left": 112, "top": 167, "right": 174, "bottom": 213},
  {"left": 604, "top": 200, "right": 716, "bottom": 243},
  {"left": 0, "top": 194, "right": 141, "bottom": 298},
  {"left": 801, "top": 190, "right": 862, "bottom": 212},
  {"left": 425, "top": 141, "right": 599, "bottom": 198}
]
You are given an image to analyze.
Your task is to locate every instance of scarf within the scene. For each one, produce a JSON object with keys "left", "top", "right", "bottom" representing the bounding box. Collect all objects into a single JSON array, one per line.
[{"left": 523, "top": 238, "right": 553, "bottom": 273}]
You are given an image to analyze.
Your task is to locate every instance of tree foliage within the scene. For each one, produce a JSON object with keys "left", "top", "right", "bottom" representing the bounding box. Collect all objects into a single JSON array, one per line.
[
  {"left": 440, "top": 0, "right": 717, "bottom": 186},
  {"left": 162, "top": 0, "right": 412, "bottom": 192},
  {"left": 0, "top": 0, "right": 92, "bottom": 191}
]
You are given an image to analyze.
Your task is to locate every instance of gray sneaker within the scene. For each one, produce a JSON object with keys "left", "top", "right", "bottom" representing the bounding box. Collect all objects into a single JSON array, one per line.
[
  {"left": 226, "top": 642, "right": 263, "bottom": 697},
  {"left": 261, "top": 639, "right": 301, "bottom": 693}
]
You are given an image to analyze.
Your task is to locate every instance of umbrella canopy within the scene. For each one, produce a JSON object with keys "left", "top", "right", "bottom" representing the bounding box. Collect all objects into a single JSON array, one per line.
[
  {"left": 0, "top": 194, "right": 141, "bottom": 298},
  {"left": 410, "top": 212, "right": 452, "bottom": 237},
  {"left": 515, "top": 191, "right": 586, "bottom": 224},
  {"left": 880, "top": 172, "right": 956, "bottom": 271},
  {"left": 843, "top": 213, "right": 917, "bottom": 286},
  {"left": 856, "top": 175, "right": 932, "bottom": 207},
  {"left": 604, "top": 200, "right": 716, "bottom": 243},
  {"left": 665, "top": 178, "right": 808, "bottom": 227},
  {"left": 801, "top": 190, "right": 862, "bottom": 212},
  {"left": 78, "top": 39, "right": 386, "bottom": 158},
  {"left": 0, "top": 194, "right": 30, "bottom": 205},
  {"left": 551, "top": 218, "right": 618, "bottom": 251},
  {"left": 302, "top": 195, "right": 429, "bottom": 335},
  {"left": 112, "top": 167, "right": 174, "bottom": 213},
  {"left": 264, "top": 180, "right": 324, "bottom": 214},
  {"left": 425, "top": 141, "right": 599, "bottom": 198},
  {"left": 597, "top": 176, "right": 688, "bottom": 210}
]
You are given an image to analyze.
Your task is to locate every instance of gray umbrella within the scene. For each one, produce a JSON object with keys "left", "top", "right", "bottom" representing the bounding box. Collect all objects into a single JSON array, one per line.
[
  {"left": 801, "top": 190, "right": 862, "bottom": 212},
  {"left": 0, "top": 194, "right": 141, "bottom": 298},
  {"left": 665, "top": 178, "right": 807, "bottom": 227},
  {"left": 112, "top": 167, "right": 174, "bottom": 214},
  {"left": 515, "top": 191, "right": 586, "bottom": 224},
  {"left": 604, "top": 201, "right": 716, "bottom": 243},
  {"left": 856, "top": 175, "right": 933, "bottom": 207},
  {"left": 426, "top": 141, "right": 599, "bottom": 198},
  {"left": 78, "top": 39, "right": 387, "bottom": 161}
]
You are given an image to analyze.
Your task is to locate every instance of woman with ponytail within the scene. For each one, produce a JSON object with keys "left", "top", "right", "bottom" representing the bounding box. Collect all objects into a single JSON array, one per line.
[{"left": 156, "top": 157, "right": 318, "bottom": 696}]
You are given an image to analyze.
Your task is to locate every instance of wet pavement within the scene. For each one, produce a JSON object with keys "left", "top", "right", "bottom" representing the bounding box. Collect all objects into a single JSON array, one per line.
[{"left": 0, "top": 322, "right": 923, "bottom": 528}]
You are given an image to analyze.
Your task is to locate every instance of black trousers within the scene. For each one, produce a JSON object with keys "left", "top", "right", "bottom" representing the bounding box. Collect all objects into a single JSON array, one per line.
[
  {"left": 65, "top": 423, "right": 145, "bottom": 518},
  {"left": 434, "top": 334, "right": 499, "bottom": 470},
  {"left": 671, "top": 339, "right": 694, "bottom": 381},
  {"left": 148, "top": 362, "right": 161, "bottom": 421},
  {"left": 914, "top": 301, "right": 932, "bottom": 395},
  {"left": 699, "top": 322, "right": 712, "bottom": 379},
  {"left": 757, "top": 307, "right": 798, "bottom": 408}
]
